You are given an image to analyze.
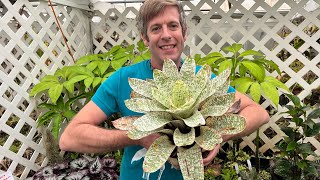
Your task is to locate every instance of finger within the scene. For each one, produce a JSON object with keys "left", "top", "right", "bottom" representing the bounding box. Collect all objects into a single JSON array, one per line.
[{"left": 203, "top": 144, "right": 221, "bottom": 166}]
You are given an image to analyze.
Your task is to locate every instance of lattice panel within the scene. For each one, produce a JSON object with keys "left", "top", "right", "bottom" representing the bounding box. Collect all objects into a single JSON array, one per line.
[
  {"left": 0, "top": 0, "right": 91, "bottom": 179},
  {"left": 92, "top": 0, "right": 320, "bottom": 158}
]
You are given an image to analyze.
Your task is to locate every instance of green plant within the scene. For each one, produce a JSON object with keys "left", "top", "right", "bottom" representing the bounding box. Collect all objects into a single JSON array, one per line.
[
  {"left": 29, "top": 41, "right": 150, "bottom": 139},
  {"left": 274, "top": 94, "right": 320, "bottom": 179},
  {"left": 195, "top": 43, "right": 289, "bottom": 107},
  {"left": 112, "top": 58, "right": 246, "bottom": 179}
]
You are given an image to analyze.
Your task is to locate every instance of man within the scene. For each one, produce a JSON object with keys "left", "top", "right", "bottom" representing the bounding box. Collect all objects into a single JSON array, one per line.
[{"left": 59, "top": 0, "right": 270, "bottom": 179}]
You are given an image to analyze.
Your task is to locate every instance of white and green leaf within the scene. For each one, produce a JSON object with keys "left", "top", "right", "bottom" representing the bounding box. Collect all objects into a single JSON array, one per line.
[
  {"left": 133, "top": 112, "right": 172, "bottom": 131},
  {"left": 128, "top": 78, "right": 155, "bottom": 99},
  {"left": 206, "top": 114, "right": 246, "bottom": 135},
  {"left": 112, "top": 116, "right": 139, "bottom": 130},
  {"left": 125, "top": 98, "right": 166, "bottom": 113},
  {"left": 195, "top": 126, "right": 222, "bottom": 150},
  {"left": 182, "top": 110, "right": 205, "bottom": 127},
  {"left": 173, "top": 128, "right": 195, "bottom": 146}
]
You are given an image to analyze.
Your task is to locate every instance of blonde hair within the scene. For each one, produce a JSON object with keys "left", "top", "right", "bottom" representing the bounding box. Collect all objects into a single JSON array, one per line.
[{"left": 136, "top": 0, "right": 187, "bottom": 40}]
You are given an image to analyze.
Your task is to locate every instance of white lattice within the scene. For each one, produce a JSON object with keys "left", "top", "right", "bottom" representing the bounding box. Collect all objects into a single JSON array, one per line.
[{"left": 0, "top": 0, "right": 91, "bottom": 179}]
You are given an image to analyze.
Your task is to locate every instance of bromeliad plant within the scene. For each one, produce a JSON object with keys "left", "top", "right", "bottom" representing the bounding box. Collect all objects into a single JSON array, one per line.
[{"left": 112, "top": 58, "right": 246, "bottom": 179}]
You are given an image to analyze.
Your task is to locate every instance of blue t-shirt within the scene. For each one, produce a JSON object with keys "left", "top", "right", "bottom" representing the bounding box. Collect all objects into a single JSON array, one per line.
[{"left": 92, "top": 60, "right": 235, "bottom": 180}]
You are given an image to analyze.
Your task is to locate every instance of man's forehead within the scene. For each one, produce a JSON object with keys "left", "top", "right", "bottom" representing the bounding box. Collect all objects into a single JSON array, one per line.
[{"left": 147, "top": 6, "right": 180, "bottom": 27}]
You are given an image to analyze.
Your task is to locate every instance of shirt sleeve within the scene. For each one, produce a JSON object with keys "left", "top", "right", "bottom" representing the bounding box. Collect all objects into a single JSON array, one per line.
[{"left": 91, "top": 70, "right": 120, "bottom": 116}]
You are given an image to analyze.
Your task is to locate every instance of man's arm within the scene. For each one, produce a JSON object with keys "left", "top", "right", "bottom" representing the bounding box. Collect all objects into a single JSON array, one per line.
[
  {"left": 59, "top": 101, "right": 159, "bottom": 153},
  {"left": 222, "top": 91, "right": 270, "bottom": 141}
]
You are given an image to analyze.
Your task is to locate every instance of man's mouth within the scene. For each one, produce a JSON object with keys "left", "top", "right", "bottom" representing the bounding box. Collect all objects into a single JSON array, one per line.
[{"left": 160, "top": 45, "right": 175, "bottom": 49}]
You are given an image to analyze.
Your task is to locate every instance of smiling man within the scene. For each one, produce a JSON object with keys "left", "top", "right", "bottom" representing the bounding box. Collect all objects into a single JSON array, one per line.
[{"left": 59, "top": 0, "right": 270, "bottom": 179}]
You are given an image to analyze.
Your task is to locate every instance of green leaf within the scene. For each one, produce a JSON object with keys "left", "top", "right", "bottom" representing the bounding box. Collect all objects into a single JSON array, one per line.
[
  {"left": 297, "top": 143, "right": 317, "bottom": 156},
  {"left": 238, "top": 50, "right": 263, "bottom": 57},
  {"left": 86, "top": 61, "right": 99, "bottom": 71},
  {"left": 239, "top": 63, "right": 246, "bottom": 77},
  {"left": 63, "top": 110, "right": 76, "bottom": 120},
  {"left": 286, "top": 141, "right": 298, "bottom": 151},
  {"left": 111, "top": 57, "right": 128, "bottom": 70},
  {"left": 75, "top": 54, "right": 100, "bottom": 65},
  {"left": 37, "top": 111, "right": 57, "bottom": 127},
  {"left": 274, "top": 159, "right": 292, "bottom": 177},
  {"left": 281, "top": 127, "right": 295, "bottom": 140},
  {"left": 218, "top": 60, "right": 232, "bottom": 75},
  {"left": 304, "top": 123, "right": 320, "bottom": 137},
  {"left": 67, "top": 75, "right": 88, "bottom": 85},
  {"left": 284, "top": 93, "right": 301, "bottom": 107},
  {"left": 173, "top": 127, "right": 195, "bottom": 146},
  {"left": 264, "top": 76, "right": 290, "bottom": 92},
  {"left": 40, "top": 75, "right": 59, "bottom": 83},
  {"left": 230, "top": 77, "right": 254, "bottom": 87},
  {"left": 241, "top": 61, "right": 265, "bottom": 82},
  {"left": 92, "top": 77, "right": 102, "bottom": 88},
  {"left": 307, "top": 108, "right": 320, "bottom": 119},
  {"left": 233, "top": 78, "right": 254, "bottom": 93},
  {"left": 133, "top": 112, "right": 171, "bottom": 131},
  {"left": 63, "top": 81, "right": 74, "bottom": 93},
  {"left": 261, "top": 81, "right": 279, "bottom": 107},
  {"left": 74, "top": 66, "right": 95, "bottom": 76},
  {"left": 48, "top": 84, "right": 63, "bottom": 104},
  {"left": 249, "top": 82, "right": 261, "bottom": 102},
  {"left": 98, "top": 61, "right": 110, "bottom": 75},
  {"left": 143, "top": 136, "right": 176, "bottom": 173},
  {"left": 29, "top": 81, "right": 59, "bottom": 96},
  {"left": 177, "top": 144, "right": 204, "bottom": 180},
  {"left": 51, "top": 114, "right": 62, "bottom": 139},
  {"left": 84, "top": 77, "right": 94, "bottom": 88},
  {"left": 37, "top": 103, "right": 58, "bottom": 111},
  {"left": 223, "top": 43, "right": 242, "bottom": 54},
  {"left": 257, "top": 59, "right": 281, "bottom": 74}
]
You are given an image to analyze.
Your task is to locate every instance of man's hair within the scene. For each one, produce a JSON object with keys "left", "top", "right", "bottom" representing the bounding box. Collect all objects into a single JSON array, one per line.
[{"left": 136, "top": 0, "right": 187, "bottom": 40}]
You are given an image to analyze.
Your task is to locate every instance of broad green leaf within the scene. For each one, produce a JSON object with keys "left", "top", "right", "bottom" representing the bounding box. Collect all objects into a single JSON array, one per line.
[
  {"left": 74, "top": 66, "right": 94, "bottom": 76},
  {"left": 235, "top": 79, "right": 254, "bottom": 93},
  {"left": 128, "top": 78, "right": 154, "bottom": 99},
  {"left": 143, "top": 136, "right": 176, "bottom": 173},
  {"left": 67, "top": 75, "right": 88, "bottom": 84},
  {"left": 297, "top": 143, "right": 317, "bottom": 156},
  {"left": 284, "top": 93, "right": 301, "bottom": 107},
  {"left": 133, "top": 112, "right": 171, "bottom": 131},
  {"left": 125, "top": 98, "right": 166, "bottom": 113},
  {"left": 65, "top": 93, "right": 87, "bottom": 108},
  {"left": 261, "top": 81, "right": 279, "bottom": 107},
  {"left": 250, "top": 82, "right": 261, "bottom": 102},
  {"left": 264, "top": 76, "right": 290, "bottom": 92},
  {"left": 111, "top": 57, "right": 128, "bottom": 70},
  {"left": 274, "top": 159, "right": 292, "bottom": 177},
  {"left": 92, "top": 77, "right": 102, "bottom": 88},
  {"left": 37, "top": 103, "right": 58, "bottom": 110},
  {"left": 173, "top": 128, "right": 195, "bottom": 146},
  {"left": 37, "top": 111, "right": 56, "bottom": 127},
  {"left": 206, "top": 114, "right": 246, "bottom": 135},
  {"left": 103, "top": 71, "right": 114, "bottom": 78},
  {"left": 40, "top": 75, "right": 59, "bottom": 83},
  {"left": 206, "top": 52, "right": 224, "bottom": 58},
  {"left": 63, "top": 109, "right": 76, "bottom": 120},
  {"left": 218, "top": 60, "right": 232, "bottom": 75},
  {"left": 286, "top": 141, "right": 298, "bottom": 151},
  {"left": 182, "top": 110, "right": 205, "bottom": 127},
  {"left": 63, "top": 81, "right": 74, "bottom": 93},
  {"left": 238, "top": 50, "right": 263, "bottom": 57},
  {"left": 112, "top": 116, "right": 139, "bottom": 130},
  {"left": 84, "top": 77, "right": 94, "bottom": 88},
  {"left": 48, "top": 84, "right": 63, "bottom": 104},
  {"left": 86, "top": 61, "right": 99, "bottom": 71},
  {"left": 256, "top": 59, "right": 281, "bottom": 74},
  {"left": 51, "top": 114, "right": 62, "bottom": 139},
  {"left": 230, "top": 77, "right": 253, "bottom": 87},
  {"left": 137, "top": 40, "right": 146, "bottom": 52},
  {"left": 239, "top": 63, "right": 246, "bottom": 77},
  {"left": 241, "top": 61, "right": 265, "bottom": 82},
  {"left": 195, "top": 126, "right": 222, "bottom": 150},
  {"left": 177, "top": 144, "right": 204, "bottom": 180},
  {"left": 307, "top": 108, "right": 320, "bottom": 119},
  {"left": 75, "top": 54, "right": 100, "bottom": 65},
  {"left": 29, "top": 81, "right": 59, "bottom": 96},
  {"left": 223, "top": 43, "right": 242, "bottom": 54},
  {"left": 98, "top": 61, "right": 110, "bottom": 75},
  {"left": 304, "top": 161, "right": 318, "bottom": 176}
]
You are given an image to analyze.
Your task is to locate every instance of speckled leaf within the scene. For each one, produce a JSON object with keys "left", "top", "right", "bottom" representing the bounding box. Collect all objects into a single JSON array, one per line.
[
  {"left": 182, "top": 110, "right": 205, "bottom": 127},
  {"left": 130, "top": 91, "right": 147, "bottom": 99},
  {"left": 206, "top": 114, "right": 246, "bottom": 135},
  {"left": 153, "top": 69, "right": 176, "bottom": 91},
  {"left": 125, "top": 98, "right": 166, "bottom": 113},
  {"left": 151, "top": 87, "right": 171, "bottom": 108},
  {"left": 128, "top": 127, "right": 173, "bottom": 140},
  {"left": 180, "top": 57, "right": 196, "bottom": 77},
  {"left": 173, "top": 128, "right": 195, "bottom": 146},
  {"left": 162, "top": 59, "right": 180, "bottom": 78},
  {"left": 170, "top": 80, "right": 191, "bottom": 108},
  {"left": 212, "top": 69, "right": 231, "bottom": 88},
  {"left": 187, "top": 65, "right": 210, "bottom": 101},
  {"left": 133, "top": 112, "right": 172, "bottom": 131},
  {"left": 213, "top": 78, "right": 230, "bottom": 95},
  {"left": 112, "top": 116, "right": 139, "bottom": 130},
  {"left": 195, "top": 126, "right": 222, "bottom": 150},
  {"left": 143, "top": 135, "right": 176, "bottom": 173},
  {"left": 128, "top": 78, "right": 154, "bottom": 99},
  {"left": 177, "top": 144, "right": 204, "bottom": 180},
  {"left": 200, "top": 93, "right": 235, "bottom": 117},
  {"left": 201, "top": 106, "right": 231, "bottom": 117}
]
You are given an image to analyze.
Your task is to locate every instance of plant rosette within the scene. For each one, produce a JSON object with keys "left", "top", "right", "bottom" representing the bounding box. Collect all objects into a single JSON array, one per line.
[{"left": 112, "top": 58, "right": 246, "bottom": 180}]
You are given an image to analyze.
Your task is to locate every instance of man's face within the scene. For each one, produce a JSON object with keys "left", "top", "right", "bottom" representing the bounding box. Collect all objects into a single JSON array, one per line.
[{"left": 141, "top": 6, "right": 187, "bottom": 68}]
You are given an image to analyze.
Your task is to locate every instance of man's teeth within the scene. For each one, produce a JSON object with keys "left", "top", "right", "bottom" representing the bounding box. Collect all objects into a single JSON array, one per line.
[{"left": 161, "top": 45, "right": 174, "bottom": 49}]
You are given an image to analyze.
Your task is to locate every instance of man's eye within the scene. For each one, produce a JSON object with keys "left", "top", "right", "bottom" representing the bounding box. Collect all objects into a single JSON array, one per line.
[{"left": 151, "top": 27, "right": 160, "bottom": 32}]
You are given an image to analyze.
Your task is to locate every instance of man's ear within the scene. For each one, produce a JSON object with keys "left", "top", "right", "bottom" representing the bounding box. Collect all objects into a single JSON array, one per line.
[
  {"left": 141, "top": 33, "right": 149, "bottom": 46},
  {"left": 183, "top": 28, "right": 188, "bottom": 41}
]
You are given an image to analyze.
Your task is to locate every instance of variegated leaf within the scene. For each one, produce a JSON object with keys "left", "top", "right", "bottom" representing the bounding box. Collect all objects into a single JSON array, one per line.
[
  {"left": 213, "top": 77, "right": 230, "bottom": 96},
  {"left": 170, "top": 80, "right": 191, "bottom": 108},
  {"left": 180, "top": 57, "right": 196, "bottom": 77},
  {"left": 128, "top": 78, "right": 154, "bottom": 99},
  {"left": 206, "top": 114, "right": 246, "bottom": 135},
  {"left": 151, "top": 88, "right": 171, "bottom": 108},
  {"left": 133, "top": 112, "right": 172, "bottom": 131},
  {"left": 162, "top": 59, "right": 180, "bottom": 78},
  {"left": 200, "top": 106, "right": 231, "bottom": 117},
  {"left": 195, "top": 126, "right": 222, "bottom": 150},
  {"left": 212, "top": 69, "right": 231, "bottom": 88},
  {"left": 128, "top": 127, "right": 173, "bottom": 140},
  {"left": 200, "top": 93, "right": 235, "bottom": 110},
  {"left": 130, "top": 91, "right": 148, "bottom": 99},
  {"left": 173, "top": 128, "right": 195, "bottom": 146},
  {"left": 153, "top": 69, "right": 176, "bottom": 91},
  {"left": 182, "top": 110, "right": 205, "bottom": 127},
  {"left": 177, "top": 145, "right": 204, "bottom": 180},
  {"left": 125, "top": 98, "right": 166, "bottom": 113},
  {"left": 143, "top": 135, "right": 176, "bottom": 173},
  {"left": 112, "top": 116, "right": 139, "bottom": 130}
]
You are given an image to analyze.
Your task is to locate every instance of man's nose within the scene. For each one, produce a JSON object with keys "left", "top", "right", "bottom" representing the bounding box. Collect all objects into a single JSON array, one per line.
[{"left": 161, "top": 26, "right": 172, "bottom": 40}]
